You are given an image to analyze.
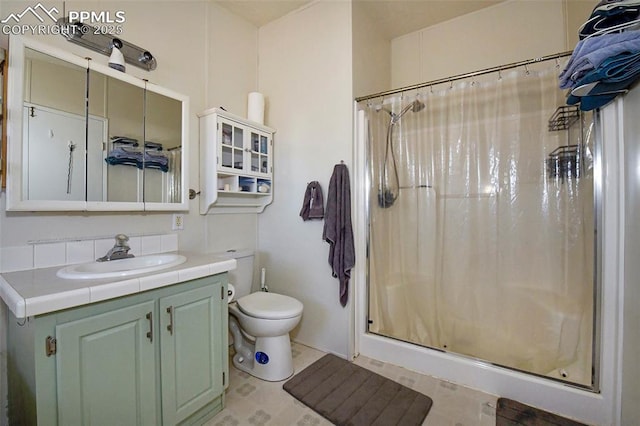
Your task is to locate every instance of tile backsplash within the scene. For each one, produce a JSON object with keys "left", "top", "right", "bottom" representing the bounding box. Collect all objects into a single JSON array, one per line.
[{"left": 0, "top": 233, "right": 179, "bottom": 273}]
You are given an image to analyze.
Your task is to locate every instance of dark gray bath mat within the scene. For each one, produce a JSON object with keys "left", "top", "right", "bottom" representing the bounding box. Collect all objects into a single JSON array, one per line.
[
  {"left": 283, "top": 353, "right": 432, "bottom": 426},
  {"left": 496, "top": 398, "right": 588, "bottom": 426}
]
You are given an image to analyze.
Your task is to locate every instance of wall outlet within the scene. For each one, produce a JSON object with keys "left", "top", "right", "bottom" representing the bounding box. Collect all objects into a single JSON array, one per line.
[{"left": 172, "top": 214, "right": 184, "bottom": 230}]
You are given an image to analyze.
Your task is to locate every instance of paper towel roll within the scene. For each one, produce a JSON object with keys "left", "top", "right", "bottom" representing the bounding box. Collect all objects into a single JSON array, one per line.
[
  {"left": 227, "top": 283, "right": 236, "bottom": 303},
  {"left": 247, "top": 92, "right": 265, "bottom": 124}
]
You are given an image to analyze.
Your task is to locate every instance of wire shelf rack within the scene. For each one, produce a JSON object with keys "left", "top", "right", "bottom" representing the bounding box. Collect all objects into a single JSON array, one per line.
[{"left": 548, "top": 105, "right": 580, "bottom": 131}]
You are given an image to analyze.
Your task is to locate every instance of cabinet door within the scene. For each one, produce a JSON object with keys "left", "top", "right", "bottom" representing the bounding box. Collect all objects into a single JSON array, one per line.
[
  {"left": 160, "top": 283, "right": 224, "bottom": 425},
  {"left": 218, "top": 119, "right": 245, "bottom": 173},
  {"left": 55, "top": 301, "right": 158, "bottom": 426},
  {"left": 249, "top": 130, "right": 272, "bottom": 177}
]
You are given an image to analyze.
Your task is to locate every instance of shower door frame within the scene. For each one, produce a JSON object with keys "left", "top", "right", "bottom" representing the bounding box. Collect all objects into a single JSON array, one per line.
[{"left": 352, "top": 92, "right": 623, "bottom": 425}]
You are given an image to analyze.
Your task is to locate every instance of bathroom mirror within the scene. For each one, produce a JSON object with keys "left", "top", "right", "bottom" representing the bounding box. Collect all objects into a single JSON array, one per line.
[
  {"left": 86, "top": 68, "right": 145, "bottom": 207},
  {"left": 6, "top": 36, "right": 189, "bottom": 211},
  {"left": 142, "top": 87, "right": 184, "bottom": 207}
]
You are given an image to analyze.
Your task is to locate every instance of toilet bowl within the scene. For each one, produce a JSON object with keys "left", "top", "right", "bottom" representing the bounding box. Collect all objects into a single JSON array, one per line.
[{"left": 221, "top": 249, "right": 304, "bottom": 381}]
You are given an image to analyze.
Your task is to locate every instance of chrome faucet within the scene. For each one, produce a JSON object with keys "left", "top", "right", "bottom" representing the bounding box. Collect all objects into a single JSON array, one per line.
[{"left": 97, "top": 234, "right": 135, "bottom": 262}]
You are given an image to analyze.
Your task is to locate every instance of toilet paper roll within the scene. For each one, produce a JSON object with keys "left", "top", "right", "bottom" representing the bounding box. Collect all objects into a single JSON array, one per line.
[
  {"left": 247, "top": 92, "right": 265, "bottom": 124},
  {"left": 227, "top": 283, "right": 236, "bottom": 303}
]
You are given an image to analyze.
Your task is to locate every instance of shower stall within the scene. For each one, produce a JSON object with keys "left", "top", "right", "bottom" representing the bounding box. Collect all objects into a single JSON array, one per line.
[{"left": 356, "top": 57, "right": 598, "bottom": 389}]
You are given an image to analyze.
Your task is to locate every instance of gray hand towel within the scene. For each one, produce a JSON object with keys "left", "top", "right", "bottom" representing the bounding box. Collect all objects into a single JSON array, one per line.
[
  {"left": 322, "top": 164, "right": 355, "bottom": 307},
  {"left": 300, "top": 181, "right": 324, "bottom": 220}
]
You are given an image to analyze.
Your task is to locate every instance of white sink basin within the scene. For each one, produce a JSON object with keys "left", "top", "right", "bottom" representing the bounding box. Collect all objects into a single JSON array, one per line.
[{"left": 57, "top": 253, "right": 187, "bottom": 280}]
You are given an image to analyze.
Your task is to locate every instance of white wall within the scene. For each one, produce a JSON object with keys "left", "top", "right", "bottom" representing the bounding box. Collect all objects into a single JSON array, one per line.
[
  {"left": 257, "top": 1, "right": 353, "bottom": 357},
  {"left": 391, "top": 0, "right": 571, "bottom": 88},
  {"left": 203, "top": 3, "right": 260, "bottom": 255},
  {"left": 206, "top": 2, "right": 258, "bottom": 117},
  {"left": 352, "top": 0, "right": 391, "bottom": 98}
]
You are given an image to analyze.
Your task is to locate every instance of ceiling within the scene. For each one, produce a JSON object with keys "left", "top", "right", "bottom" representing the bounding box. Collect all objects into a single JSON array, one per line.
[{"left": 215, "top": 0, "right": 505, "bottom": 40}]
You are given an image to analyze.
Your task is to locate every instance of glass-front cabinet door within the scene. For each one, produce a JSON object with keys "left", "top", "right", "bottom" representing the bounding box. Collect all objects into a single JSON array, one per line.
[
  {"left": 250, "top": 131, "right": 271, "bottom": 177},
  {"left": 219, "top": 120, "right": 245, "bottom": 173}
]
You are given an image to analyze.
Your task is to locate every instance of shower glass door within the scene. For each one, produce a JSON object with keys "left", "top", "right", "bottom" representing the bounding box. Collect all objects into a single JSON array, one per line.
[{"left": 362, "top": 64, "right": 597, "bottom": 389}]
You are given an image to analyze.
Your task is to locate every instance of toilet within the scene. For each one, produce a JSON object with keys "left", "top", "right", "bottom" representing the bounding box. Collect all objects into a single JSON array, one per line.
[{"left": 221, "top": 249, "right": 303, "bottom": 381}]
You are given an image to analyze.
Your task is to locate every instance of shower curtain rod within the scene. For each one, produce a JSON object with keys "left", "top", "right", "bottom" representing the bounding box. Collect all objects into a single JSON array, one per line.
[{"left": 355, "top": 51, "right": 573, "bottom": 103}]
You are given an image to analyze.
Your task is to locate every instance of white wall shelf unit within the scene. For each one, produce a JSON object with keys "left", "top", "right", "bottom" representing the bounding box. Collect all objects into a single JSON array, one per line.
[{"left": 199, "top": 108, "right": 275, "bottom": 214}]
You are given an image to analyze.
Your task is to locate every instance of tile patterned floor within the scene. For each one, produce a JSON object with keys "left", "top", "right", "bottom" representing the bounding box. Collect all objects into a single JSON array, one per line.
[{"left": 205, "top": 342, "right": 498, "bottom": 426}]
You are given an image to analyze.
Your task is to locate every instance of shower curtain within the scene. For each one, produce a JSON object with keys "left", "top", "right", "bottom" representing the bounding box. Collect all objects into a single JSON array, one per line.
[{"left": 363, "top": 65, "right": 595, "bottom": 386}]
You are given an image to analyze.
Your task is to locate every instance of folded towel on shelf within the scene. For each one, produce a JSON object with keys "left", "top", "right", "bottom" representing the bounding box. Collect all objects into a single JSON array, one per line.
[
  {"left": 144, "top": 150, "right": 169, "bottom": 172},
  {"left": 105, "top": 147, "right": 169, "bottom": 172},
  {"left": 322, "top": 164, "right": 355, "bottom": 307},
  {"left": 299, "top": 181, "right": 325, "bottom": 220},
  {"left": 566, "top": 50, "right": 640, "bottom": 110},
  {"left": 559, "top": 30, "right": 640, "bottom": 89}
]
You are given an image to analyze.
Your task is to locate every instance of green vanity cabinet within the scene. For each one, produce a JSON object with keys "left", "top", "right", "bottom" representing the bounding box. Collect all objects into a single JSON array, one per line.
[
  {"left": 7, "top": 273, "right": 229, "bottom": 426},
  {"left": 56, "top": 300, "right": 159, "bottom": 425},
  {"left": 159, "top": 285, "right": 226, "bottom": 425}
]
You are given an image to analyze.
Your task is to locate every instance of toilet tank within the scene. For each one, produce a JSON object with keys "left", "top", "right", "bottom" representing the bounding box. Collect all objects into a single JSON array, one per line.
[{"left": 219, "top": 249, "right": 254, "bottom": 298}]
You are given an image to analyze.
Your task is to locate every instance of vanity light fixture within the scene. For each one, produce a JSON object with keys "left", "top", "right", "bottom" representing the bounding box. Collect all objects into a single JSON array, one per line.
[{"left": 57, "top": 17, "right": 157, "bottom": 71}]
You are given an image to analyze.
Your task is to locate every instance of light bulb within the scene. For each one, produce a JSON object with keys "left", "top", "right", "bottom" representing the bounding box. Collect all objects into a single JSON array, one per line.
[{"left": 108, "top": 39, "right": 125, "bottom": 72}]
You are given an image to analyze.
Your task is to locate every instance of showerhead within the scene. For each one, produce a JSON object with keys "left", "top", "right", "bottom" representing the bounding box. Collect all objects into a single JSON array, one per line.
[
  {"left": 411, "top": 100, "right": 425, "bottom": 113},
  {"left": 375, "top": 100, "right": 425, "bottom": 122},
  {"left": 398, "top": 100, "right": 425, "bottom": 118},
  {"left": 378, "top": 99, "right": 425, "bottom": 124}
]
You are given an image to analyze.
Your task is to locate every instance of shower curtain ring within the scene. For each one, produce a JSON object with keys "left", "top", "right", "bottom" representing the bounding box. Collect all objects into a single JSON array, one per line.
[
  {"left": 498, "top": 70, "right": 502, "bottom": 80},
  {"left": 524, "top": 64, "right": 530, "bottom": 75}
]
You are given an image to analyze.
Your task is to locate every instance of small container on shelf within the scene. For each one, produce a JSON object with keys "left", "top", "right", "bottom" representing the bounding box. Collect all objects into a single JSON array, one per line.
[
  {"left": 257, "top": 179, "right": 271, "bottom": 194},
  {"left": 239, "top": 177, "right": 257, "bottom": 192},
  {"left": 218, "top": 175, "right": 238, "bottom": 192}
]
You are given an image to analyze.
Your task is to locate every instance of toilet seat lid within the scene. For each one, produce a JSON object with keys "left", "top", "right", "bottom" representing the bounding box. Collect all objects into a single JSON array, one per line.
[{"left": 236, "top": 292, "right": 303, "bottom": 320}]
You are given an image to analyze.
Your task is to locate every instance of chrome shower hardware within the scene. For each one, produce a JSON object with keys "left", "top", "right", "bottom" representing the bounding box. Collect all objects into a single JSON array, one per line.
[{"left": 376, "top": 99, "right": 426, "bottom": 208}]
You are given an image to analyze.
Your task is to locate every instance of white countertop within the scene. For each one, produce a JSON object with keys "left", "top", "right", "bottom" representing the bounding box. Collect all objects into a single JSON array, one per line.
[{"left": 0, "top": 251, "right": 236, "bottom": 319}]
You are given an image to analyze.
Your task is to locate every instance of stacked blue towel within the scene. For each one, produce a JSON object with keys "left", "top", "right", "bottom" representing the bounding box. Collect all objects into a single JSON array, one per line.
[
  {"left": 560, "top": 0, "right": 640, "bottom": 110},
  {"left": 105, "top": 147, "right": 169, "bottom": 172},
  {"left": 144, "top": 150, "right": 169, "bottom": 171},
  {"left": 560, "top": 31, "right": 640, "bottom": 89}
]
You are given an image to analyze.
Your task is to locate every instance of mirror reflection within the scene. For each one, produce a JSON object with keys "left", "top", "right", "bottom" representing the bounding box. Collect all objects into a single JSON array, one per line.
[
  {"left": 22, "top": 48, "right": 92, "bottom": 201},
  {"left": 89, "top": 70, "right": 144, "bottom": 203},
  {"left": 144, "top": 90, "right": 182, "bottom": 204},
  {"left": 14, "top": 41, "right": 187, "bottom": 210}
]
